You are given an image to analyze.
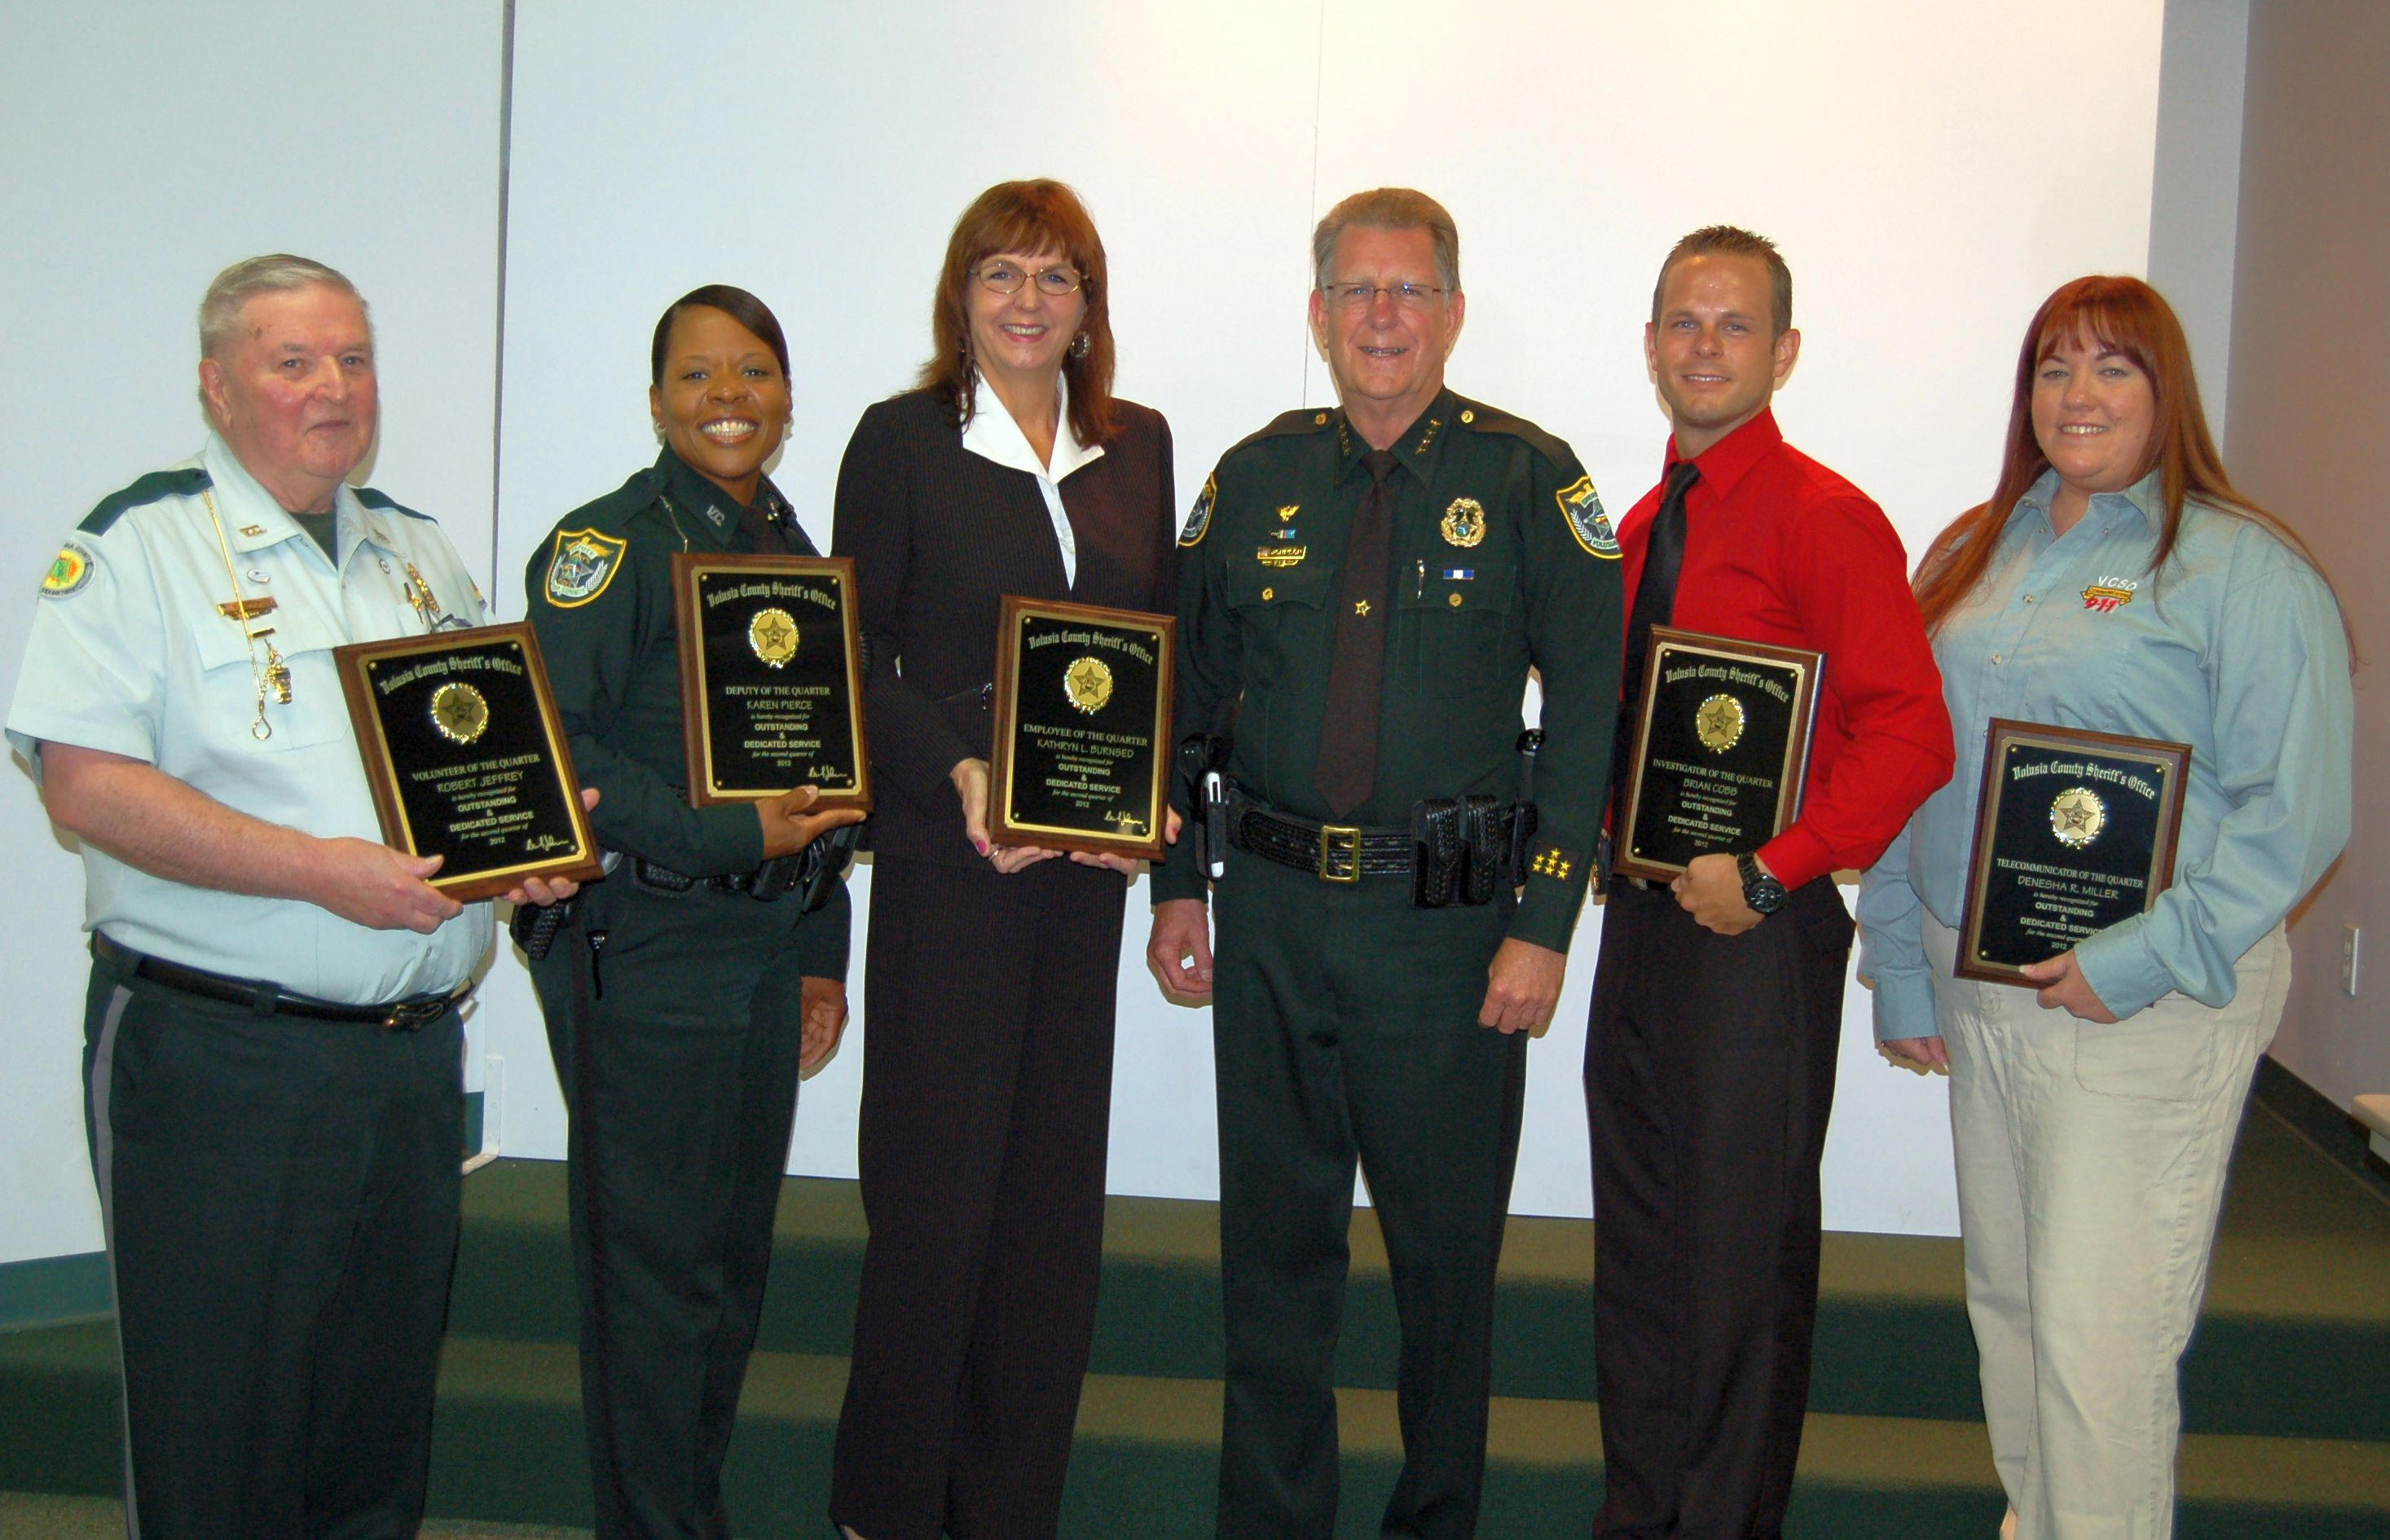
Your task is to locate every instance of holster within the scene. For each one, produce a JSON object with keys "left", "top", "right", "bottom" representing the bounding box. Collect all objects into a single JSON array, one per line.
[
  {"left": 509, "top": 894, "right": 576, "bottom": 961},
  {"left": 1178, "top": 730, "right": 1232, "bottom": 880},
  {"left": 799, "top": 822, "right": 862, "bottom": 911}
]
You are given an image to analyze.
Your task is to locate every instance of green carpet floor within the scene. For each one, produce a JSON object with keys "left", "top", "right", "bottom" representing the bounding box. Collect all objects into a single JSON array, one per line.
[{"left": 4, "top": 1099, "right": 2384, "bottom": 1538}]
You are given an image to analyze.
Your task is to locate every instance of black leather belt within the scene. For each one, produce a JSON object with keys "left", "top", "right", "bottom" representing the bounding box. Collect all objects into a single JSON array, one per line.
[
  {"left": 1228, "top": 796, "right": 1412, "bottom": 883},
  {"left": 92, "top": 933, "right": 465, "bottom": 1032},
  {"left": 631, "top": 856, "right": 764, "bottom": 895}
]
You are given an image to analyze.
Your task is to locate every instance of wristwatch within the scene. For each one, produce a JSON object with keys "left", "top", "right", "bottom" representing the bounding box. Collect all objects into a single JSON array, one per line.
[{"left": 1736, "top": 851, "right": 1788, "bottom": 915}]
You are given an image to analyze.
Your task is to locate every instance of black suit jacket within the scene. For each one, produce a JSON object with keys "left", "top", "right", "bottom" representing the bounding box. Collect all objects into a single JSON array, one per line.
[{"left": 832, "top": 386, "right": 1177, "bottom": 867}]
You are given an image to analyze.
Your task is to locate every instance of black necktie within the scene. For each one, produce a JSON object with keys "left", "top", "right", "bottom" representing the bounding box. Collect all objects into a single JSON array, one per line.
[
  {"left": 1613, "top": 458, "right": 1701, "bottom": 819},
  {"left": 1314, "top": 449, "right": 1401, "bottom": 818}
]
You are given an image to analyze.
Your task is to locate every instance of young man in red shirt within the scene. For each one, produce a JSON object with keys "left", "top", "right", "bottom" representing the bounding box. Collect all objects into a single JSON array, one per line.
[{"left": 1584, "top": 227, "right": 1955, "bottom": 1538}]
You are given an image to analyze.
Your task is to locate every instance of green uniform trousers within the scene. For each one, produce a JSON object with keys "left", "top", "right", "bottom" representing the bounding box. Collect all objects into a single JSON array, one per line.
[
  {"left": 1212, "top": 846, "right": 1525, "bottom": 1540},
  {"left": 530, "top": 876, "right": 819, "bottom": 1540},
  {"left": 81, "top": 941, "right": 462, "bottom": 1540}
]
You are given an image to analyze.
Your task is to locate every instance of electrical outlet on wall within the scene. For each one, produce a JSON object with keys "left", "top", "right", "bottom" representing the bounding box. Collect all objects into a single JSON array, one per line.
[{"left": 2343, "top": 924, "right": 2361, "bottom": 999}]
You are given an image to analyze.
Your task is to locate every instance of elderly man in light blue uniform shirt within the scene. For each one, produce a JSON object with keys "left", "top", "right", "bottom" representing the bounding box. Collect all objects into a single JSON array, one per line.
[{"left": 7, "top": 253, "right": 578, "bottom": 1540}]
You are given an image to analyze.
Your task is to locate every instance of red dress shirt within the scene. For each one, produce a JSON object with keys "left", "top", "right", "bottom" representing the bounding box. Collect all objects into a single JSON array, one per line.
[{"left": 1618, "top": 409, "right": 1954, "bottom": 889}]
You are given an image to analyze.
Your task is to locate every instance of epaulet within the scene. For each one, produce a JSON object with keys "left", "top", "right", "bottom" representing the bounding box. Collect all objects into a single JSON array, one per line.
[
  {"left": 549, "top": 467, "right": 667, "bottom": 536},
  {"left": 1455, "top": 398, "right": 1574, "bottom": 467},
  {"left": 1226, "top": 407, "right": 1336, "bottom": 457},
  {"left": 355, "top": 486, "right": 434, "bottom": 522},
  {"left": 79, "top": 468, "right": 209, "bottom": 536}
]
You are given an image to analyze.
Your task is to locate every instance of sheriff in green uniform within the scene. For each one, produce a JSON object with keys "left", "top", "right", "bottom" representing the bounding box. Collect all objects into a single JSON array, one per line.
[
  {"left": 522, "top": 287, "right": 861, "bottom": 1540},
  {"left": 1147, "top": 190, "right": 1623, "bottom": 1540}
]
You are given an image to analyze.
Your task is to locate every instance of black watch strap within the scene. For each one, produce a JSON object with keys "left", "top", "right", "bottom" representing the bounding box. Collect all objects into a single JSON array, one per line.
[{"left": 1736, "top": 851, "right": 1788, "bottom": 914}]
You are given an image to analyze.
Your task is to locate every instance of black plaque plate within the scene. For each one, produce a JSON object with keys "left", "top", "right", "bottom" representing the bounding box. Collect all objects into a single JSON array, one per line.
[
  {"left": 988, "top": 596, "right": 1174, "bottom": 860},
  {"left": 1956, "top": 719, "right": 2190, "bottom": 985},
  {"left": 334, "top": 622, "right": 604, "bottom": 902},
  {"left": 671, "top": 553, "right": 870, "bottom": 809},
  {"left": 1614, "top": 627, "right": 1824, "bottom": 882}
]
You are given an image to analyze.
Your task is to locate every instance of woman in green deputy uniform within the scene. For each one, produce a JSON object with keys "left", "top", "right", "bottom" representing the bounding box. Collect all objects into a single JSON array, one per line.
[{"left": 522, "top": 284, "right": 865, "bottom": 1540}]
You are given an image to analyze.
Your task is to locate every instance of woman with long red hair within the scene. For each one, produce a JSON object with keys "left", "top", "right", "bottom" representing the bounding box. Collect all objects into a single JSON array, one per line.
[{"left": 1858, "top": 275, "right": 2353, "bottom": 1540}]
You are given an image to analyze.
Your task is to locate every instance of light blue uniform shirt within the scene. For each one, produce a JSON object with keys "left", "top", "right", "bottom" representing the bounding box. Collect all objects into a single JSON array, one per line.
[
  {"left": 7, "top": 434, "right": 494, "bottom": 1002},
  {"left": 1856, "top": 469, "right": 2352, "bottom": 1029}
]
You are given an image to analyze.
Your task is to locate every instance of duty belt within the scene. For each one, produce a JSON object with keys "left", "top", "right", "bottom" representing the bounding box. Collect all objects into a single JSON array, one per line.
[
  {"left": 92, "top": 932, "right": 466, "bottom": 1032},
  {"left": 630, "top": 856, "right": 773, "bottom": 895},
  {"left": 1226, "top": 794, "right": 1415, "bottom": 883}
]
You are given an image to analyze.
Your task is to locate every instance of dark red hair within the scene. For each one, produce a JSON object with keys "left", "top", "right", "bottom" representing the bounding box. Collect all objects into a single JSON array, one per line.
[
  {"left": 1913, "top": 275, "right": 2335, "bottom": 636},
  {"left": 918, "top": 179, "right": 1116, "bottom": 444}
]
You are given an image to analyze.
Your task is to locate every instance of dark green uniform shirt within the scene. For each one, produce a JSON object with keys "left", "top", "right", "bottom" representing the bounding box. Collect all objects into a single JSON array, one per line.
[
  {"left": 1152, "top": 389, "right": 1623, "bottom": 953},
  {"left": 526, "top": 447, "right": 850, "bottom": 979}
]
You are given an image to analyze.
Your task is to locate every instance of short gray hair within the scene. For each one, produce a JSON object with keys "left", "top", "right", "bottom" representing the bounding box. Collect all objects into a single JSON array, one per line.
[
  {"left": 1311, "top": 188, "right": 1461, "bottom": 293},
  {"left": 197, "top": 253, "right": 367, "bottom": 360}
]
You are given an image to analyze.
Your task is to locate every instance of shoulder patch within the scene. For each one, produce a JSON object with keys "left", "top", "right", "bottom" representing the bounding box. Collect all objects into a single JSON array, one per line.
[
  {"left": 356, "top": 486, "right": 434, "bottom": 521},
  {"left": 39, "top": 541, "right": 98, "bottom": 599},
  {"left": 1455, "top": 399, "right": 1574, "bottom": 466},
  {"left": 79, "top": 467, "right": 209, "bottom": 537},
  {"left": 1179, "top": 473, "right": 1218, "bottom": 548},
  {"left": 1556, "top": 476, "right": 1620, "bottom": 558},
  {"left": 543, "top": 527, "right": 630, "bottom": 607}
]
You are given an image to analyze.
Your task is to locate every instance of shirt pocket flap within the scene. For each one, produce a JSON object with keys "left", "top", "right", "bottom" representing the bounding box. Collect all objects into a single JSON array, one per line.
[
  {"left": 1227, "top": 563, "right": 1336, "bottom": 611},
  {"left": 186, "top": 606, "right": 342, "bottom": 669}
]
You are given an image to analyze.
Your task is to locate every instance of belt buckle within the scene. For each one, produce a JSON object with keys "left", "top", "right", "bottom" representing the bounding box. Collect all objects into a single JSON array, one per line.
[
  {"left": 381, "top": 997, "right": 447, "bottom": 1033},
  {"left": 1317, "top": 824, "right": 1362, "bottom": 883}
]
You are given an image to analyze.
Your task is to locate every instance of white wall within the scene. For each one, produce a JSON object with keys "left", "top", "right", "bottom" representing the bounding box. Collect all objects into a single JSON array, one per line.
[
  {"left": 0, "top": 4, "right": 507, "bottom": 1265},
  {"left": 491, "top": 0, "right": 2173, "bottom": 1235},
  {"left": 5, "top": 0, "right": 2235, "bottom": 1262}
]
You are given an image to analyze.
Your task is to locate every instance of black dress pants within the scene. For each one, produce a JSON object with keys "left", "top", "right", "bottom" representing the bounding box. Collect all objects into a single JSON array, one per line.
[
  {"left": 829, "top": 855, "right": 1125, "bottom": 1540},
  {"left": 1582, "top": 878, "right": 1852, "bottom": 1540},
  {"left": 81, "top": 945, "right": 462, "bottom": 1540}
]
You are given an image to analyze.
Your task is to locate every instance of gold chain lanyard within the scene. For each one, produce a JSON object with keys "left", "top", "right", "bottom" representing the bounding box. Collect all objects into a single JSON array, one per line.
[{"left": 200, "top": 489, "right": 292, "bottom": 740}]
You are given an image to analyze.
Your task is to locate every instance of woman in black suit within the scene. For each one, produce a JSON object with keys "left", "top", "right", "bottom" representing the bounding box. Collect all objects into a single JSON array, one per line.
[{"left": 826, "top": 180, "right": 1177, "bottom": 1540}]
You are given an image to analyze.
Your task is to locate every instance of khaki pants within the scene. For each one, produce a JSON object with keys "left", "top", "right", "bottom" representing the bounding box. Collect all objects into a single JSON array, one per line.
[{"left": 1922, "top": 917, "right": 2290, "bottom": 1540}]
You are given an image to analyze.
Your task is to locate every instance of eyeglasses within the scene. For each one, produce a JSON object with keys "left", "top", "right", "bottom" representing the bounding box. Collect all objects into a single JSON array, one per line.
[
  {"left": 973, "top": 260, "right": 1086, "bottom": 297},
  {"left": 1322, "top": 281, "right": 1450, "bottom": 312}
]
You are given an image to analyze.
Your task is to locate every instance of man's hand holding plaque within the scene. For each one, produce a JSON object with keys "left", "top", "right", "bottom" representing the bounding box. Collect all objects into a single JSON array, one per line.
[{"left": 986, "top": 596, "right": 1175, "bottom": 862}]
